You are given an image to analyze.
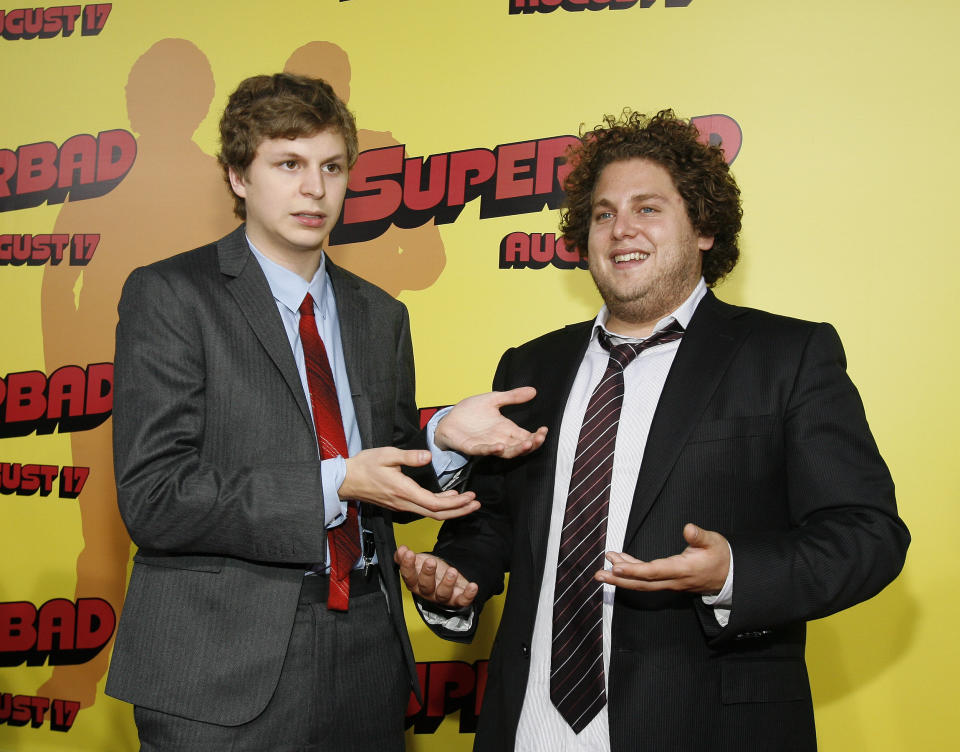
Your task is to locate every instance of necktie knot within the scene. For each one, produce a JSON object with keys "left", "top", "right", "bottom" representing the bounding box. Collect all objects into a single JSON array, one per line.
[
  {"left": 299, "top": 293, "right": 315, "bottom": 319},
  {"left": 598, "top": 320, "right": 685, "bottom": 371}
]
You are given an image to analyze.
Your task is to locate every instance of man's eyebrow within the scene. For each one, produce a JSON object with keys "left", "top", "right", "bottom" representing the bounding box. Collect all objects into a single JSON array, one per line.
[{"left": 591, "top": 192, "right": 666, "bottom": 207}]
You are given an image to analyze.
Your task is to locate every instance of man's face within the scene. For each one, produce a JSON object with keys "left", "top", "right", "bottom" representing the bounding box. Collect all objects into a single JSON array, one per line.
[
  {"left": 587, "top": 158, "right": 714, "bottom": 336},
  {"left": 229, "top": 129, "right": 348, "bottom": 278}
]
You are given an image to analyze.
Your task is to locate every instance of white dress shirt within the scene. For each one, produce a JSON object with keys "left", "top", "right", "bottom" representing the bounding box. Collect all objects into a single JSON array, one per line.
[{"left": 515, "top": 279, "right": 733, "bottom": 751}]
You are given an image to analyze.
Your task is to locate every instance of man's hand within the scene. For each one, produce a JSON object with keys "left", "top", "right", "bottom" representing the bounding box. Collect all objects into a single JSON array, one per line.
[
  {"left": 595, "top": 523, "right": 730, "bottom": 594},
  {"left": 434, "top": 387, "right": 548, "bottom": 459},
  {"left": 341, "top": 447, "right": 479, "bottom": 520},
  {"left": 394, "top": 545, "right": 479, "bottom": 608}
]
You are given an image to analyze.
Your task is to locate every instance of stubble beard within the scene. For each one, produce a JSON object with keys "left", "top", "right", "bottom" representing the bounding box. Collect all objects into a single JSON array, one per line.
[{"left": 591, "top": 252, "right": 702, "bottom": 328}]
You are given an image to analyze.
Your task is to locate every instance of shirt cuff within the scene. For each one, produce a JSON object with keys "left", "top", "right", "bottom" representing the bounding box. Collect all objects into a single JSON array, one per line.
[
  {"left": 701, "top": 542, "right": 734, "bottom": 627},
  {"left": 426, "top": 407, "right": 469, "bottom": 488},
  {"left": 320, "top": 456, "right": 348, "bottom": 528},
  {"left": 415, "top": 597, "right": 476, "bottom": 633}
]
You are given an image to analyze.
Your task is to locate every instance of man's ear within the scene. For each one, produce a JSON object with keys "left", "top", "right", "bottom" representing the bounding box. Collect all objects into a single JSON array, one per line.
[
  {"left": 227, "top": 167, "right": 247, "bottom": 198},
  {"left": 698, "top": 235, "right": 715, "bottom": 251}
]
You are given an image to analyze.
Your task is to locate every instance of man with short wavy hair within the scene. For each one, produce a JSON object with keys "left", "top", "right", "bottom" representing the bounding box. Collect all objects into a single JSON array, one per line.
[
  {"left": 105, "top": 72, "right": 545, "bottom": 750},
  {"left": 399, "top": 109, "right": 909, "bottom": 751}
]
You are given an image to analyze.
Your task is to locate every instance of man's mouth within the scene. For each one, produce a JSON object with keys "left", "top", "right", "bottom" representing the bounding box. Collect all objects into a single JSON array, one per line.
[
  {"left": 613, "top": 251, "right": 649, "bottom": 264},
  {"left": 293, "top": 212, "right": 326, "bottom": 226}
]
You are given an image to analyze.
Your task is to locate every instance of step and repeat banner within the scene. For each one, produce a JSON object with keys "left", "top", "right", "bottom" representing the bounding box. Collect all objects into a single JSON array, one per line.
[{"left": 1, "top": 1, "right": 956, "bottom": 750}]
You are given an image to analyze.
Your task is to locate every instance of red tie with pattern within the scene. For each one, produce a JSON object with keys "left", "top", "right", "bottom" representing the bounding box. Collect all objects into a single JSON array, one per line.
[
  {"left": 299, "top": 293, "right": 361, "bottom": 611},
  {"left": 550, "top": 321, "right": 684, "bottom": 733}
]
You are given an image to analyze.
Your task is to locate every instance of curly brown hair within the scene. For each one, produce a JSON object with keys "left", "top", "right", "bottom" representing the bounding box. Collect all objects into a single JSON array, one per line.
[
  {"left": 560, "top": 109, "right": 742, "bottom": 286},
  {"left": 217, "top": 72, "right": 358, "bottom": 220}
]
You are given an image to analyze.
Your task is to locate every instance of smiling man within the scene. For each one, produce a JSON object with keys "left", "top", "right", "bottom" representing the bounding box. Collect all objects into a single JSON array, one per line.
[
  {"left": 398, "top": 109, "right": 910, "bottom": 751},
  {"left": 104, "top": 73, "right": 545, "bottom": 751}
]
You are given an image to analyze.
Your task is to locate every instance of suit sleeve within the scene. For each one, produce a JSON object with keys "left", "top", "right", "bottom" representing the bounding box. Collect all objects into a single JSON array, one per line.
[
  {"left": 414, "top": 348, "right": 522, "bottom": 639},
  {"left": 112, "top": 266, "right": 328, "bottom": 564},
  {"left": 714, "top": 323, "right": 910, "bottom": 641}
]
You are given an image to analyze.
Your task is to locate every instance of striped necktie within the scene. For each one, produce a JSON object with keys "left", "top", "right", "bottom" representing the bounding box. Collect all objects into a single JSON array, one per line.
[
  {"left": 550, "top": 320, "right": 684, "bottom": 732},
  {"left": 299, "top": 293, "right": 361, "bottom": 611}
]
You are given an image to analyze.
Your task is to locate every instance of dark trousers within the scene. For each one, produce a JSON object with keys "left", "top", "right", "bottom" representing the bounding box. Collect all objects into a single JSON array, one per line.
[{"left": 134, "top": 575, "right": 408, "bottom": 751}]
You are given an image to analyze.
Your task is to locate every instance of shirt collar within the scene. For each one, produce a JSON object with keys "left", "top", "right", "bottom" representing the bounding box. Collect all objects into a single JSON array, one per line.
[
  {"left": 592, "top": 277, "right": 708, "bottom": 345},
  {"left": 245, "top": 236, "right": 329, "bottom": 318}
]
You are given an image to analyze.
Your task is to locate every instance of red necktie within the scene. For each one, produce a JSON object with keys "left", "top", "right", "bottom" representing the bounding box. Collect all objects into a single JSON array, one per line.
[
  {"left": 550, "top": 321, "right": 684, "bottom": 732},
  {"left": 299, "top": 293, "right": 361, "bottom": 611}
]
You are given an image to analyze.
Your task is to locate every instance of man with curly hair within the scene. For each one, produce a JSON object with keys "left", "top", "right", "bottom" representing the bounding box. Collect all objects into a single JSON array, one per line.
[
  {"left": 104, "top": 72, "right": 546, "bottom": 751},
  {"left": 398, "top": 109, "right": 909, "bottom": 751}
]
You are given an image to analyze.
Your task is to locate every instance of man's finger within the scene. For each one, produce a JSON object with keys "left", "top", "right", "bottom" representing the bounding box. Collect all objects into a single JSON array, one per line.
[
  {"left": 433, "top": 566, "right": 460, "bottom": 602},
  {"left": 417, "top": 556, "right": 439, "bottom": 595},
  {"left": 394, "top": 476, "right": 476, "bottom": 512},
  {"left": 596, "top": 569, "right": 682, "bottom": 591},
  {"left": 389, "top": 448, "right": 432, "bottom": 468},
  {"left": 490, "top": 386, "right": 537, "bottom": 407},
  {"left": 402, "top": 499, "right": 481, "bottom": 521}
]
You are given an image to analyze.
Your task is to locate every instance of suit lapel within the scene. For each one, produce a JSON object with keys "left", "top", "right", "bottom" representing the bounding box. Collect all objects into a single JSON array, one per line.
[
  {"left": 623, "top": 291, "right": 746, "bottom": 546},
  {"left": 217, "top": 227, "right": 314, "bottom": 432},
  {"left": 325, "top": 260, "right": 374, "bottom": 445},
  {"left": 526, "top": 322, "right": 593, "bottom": 569}
]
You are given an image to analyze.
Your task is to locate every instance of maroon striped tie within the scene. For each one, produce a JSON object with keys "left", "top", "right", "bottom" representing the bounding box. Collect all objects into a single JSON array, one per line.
[
  {"left": 550, "top": 321, "right": 684, "bottom": 732},
  {"left": 299, "top": 293, "right": 361, "bottom": 611}
]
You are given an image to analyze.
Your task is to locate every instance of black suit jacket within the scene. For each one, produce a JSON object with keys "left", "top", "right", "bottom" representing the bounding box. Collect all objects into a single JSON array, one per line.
[
  {"left": 429, "top": 291, "right": 909, "bottom": 751},
  {"left": 105, "top": 226, "right": 430, "bottom": 724}
]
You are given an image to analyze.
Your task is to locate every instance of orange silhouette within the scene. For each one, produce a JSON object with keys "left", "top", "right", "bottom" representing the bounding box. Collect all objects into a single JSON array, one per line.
[
  {"left": 38, "top": 38, "right": 236, "bottom": 707},
  {"left": 284, "top": 41, "right": 447, "bottom": 297}
]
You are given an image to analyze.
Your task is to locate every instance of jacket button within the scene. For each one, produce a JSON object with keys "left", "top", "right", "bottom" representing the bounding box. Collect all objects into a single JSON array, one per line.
[{"left": 521, "top": 643, "right": 530, "bottom": 659}]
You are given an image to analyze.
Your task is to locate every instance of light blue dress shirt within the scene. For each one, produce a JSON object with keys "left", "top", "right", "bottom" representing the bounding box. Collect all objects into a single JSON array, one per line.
[{"left": 247, "top": 239, "right": 466, "bottom": 565}]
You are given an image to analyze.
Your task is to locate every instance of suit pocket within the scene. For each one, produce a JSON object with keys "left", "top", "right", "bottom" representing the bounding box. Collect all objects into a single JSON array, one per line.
[
  {"left": 686, "top": 415, "right": 776, "bottom": 444},
  {"left": 133, "top": 551, "right": 224, "bottom": 573},
  {"left": 720, "top": 658, "right": 809, "bottom": 704}
]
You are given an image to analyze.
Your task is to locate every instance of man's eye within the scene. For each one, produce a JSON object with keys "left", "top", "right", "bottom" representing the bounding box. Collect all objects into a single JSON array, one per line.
[
  {"left": 323, "top": 163, "right": 343, "bottom": 174},
  {"left": 595, "top": 211, "right": 613, "bottom": 221},
  {"left": 281, "top": 160, "right": 299, "bottom": 169}
]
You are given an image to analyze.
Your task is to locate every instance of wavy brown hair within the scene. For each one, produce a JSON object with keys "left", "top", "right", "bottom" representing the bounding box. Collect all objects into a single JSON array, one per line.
[
  {"left": 560, "top": 109, "right": 742, "bottom": 286},
  {"left": 218, "top": 72, "right": 358, "bottom": 220}
]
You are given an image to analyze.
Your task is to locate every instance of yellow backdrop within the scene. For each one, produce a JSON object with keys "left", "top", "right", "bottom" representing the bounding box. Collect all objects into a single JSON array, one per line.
[{"left": 1, "top": 1, "right": 956, "bottom": 749}]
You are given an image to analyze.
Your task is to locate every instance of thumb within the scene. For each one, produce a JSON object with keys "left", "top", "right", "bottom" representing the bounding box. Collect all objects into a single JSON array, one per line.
[
  {"left": 393, "top": 448, "right": 432, "bottom": 468},
  {"left": 493, "top": 386, "right": 537, "bottom": 407},
  {"left": 683, "top": 522, "right": 707, "bottom": 547}
]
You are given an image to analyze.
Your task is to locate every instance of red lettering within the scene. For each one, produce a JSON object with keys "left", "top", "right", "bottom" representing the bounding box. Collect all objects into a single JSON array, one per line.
[
  {"left": 499, "top": 231, "right": 587, "bottom": 270},
  {"left": 3, "top": 371, "right": 47, "bottom": 424},
  {"left": 500, "top": 231, "right": 530, "bottom": 266},
  {"left": 402, "top": 154, "right": 448, "bottom": 212},
  {"left": 75, "top": 598, "right": 115, "bottom": 651},
  {"left": 426, "top": 661, "right": 476, "bottom": 716},
  {"left": 343, "top": 146, "right": 404, "bottom": 223},
  {"left": 495, "top": 141, "right": 536, "bottom": 200},
  {"left": 95, "top": 128, "right": 136, "bottom": 182},
  {"left": 0, "top": 598, "right": 115, "bottom": 667},
  {"left": 0, "top": 234, "right": 74, "bottom": 265},
  {"left": 15, "top": 142, "right": 58, "bottom": 195},
  {"left": 58, "top": 133, "right": 97, "bottom": 188},
  {"left": 0, "top": 364, "right": 114, "bottom": 437},
  {"left": 47, "top": 365, "right": 88, "bottom": 420},
  {"left": 59, "top": 465, "right": 90, "bottom": 498},
  {"left": 448, "top": 149, "right": 497, "bottom": 206},
  {"left": 0, "top": 149, "right": 15, "bottom": 197},
  {"left": 85, "top": 362, "right": 114, "bottom": 415},
  {"left": 81, "top": 3, "right": 111, "bottom": 35},
  {"left": 0, "top": 602, "right": 37, "bottom": 653},
  {"left": 691, "top": 113, "right": 742, "bottom": 163},
  {"left": 37, "top": 599, "right": 76, "bottom": 653},
  {"left": 50, "top": 697, "right": 80, "bottom": 732}
]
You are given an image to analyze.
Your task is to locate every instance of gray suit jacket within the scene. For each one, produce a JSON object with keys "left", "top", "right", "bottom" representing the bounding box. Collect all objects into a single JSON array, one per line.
[{"left": 105, "top": 226, "right": 427, "bottom": 724}]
